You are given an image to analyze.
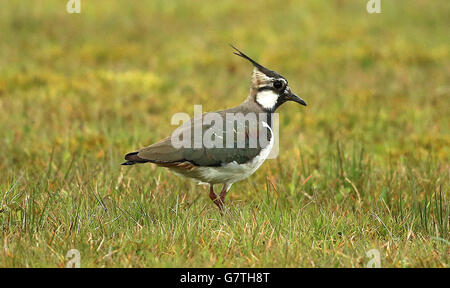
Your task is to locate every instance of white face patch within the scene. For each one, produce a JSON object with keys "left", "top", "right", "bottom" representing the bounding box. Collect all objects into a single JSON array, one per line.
[{"left": 256, "top": 90, "right": 278, "bottom": 110}]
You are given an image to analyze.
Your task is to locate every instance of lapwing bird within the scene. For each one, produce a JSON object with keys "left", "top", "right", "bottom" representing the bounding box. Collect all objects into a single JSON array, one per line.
[{"left": 122, "top": 46, "right": 307, "bottom": 211}]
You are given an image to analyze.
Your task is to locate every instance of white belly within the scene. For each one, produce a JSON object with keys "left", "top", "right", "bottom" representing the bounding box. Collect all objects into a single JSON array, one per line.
[{"left": 195, "top": 122, "right": 274, "bottom": 185}]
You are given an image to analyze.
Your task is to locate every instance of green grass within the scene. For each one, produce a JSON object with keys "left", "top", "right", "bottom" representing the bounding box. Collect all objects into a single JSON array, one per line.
[{"left": 0, "top": 0, "right": 448, "bottom": 267}]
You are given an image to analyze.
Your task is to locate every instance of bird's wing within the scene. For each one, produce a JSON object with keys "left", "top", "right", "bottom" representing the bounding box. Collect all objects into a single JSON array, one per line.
[{"left": 135, "top": 111, "right": 269, "bottom": 166}]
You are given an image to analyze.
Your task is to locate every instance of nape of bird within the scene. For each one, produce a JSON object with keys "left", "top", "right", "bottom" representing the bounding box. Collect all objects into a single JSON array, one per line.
[{"left": 122, "top": 45, "right": 307, "bottom": 212}]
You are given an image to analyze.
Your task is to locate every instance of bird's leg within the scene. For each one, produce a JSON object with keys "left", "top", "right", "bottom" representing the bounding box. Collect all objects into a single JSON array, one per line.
[
  {"left": 218, "top": 183, "right": 231, "bottom": 210},
  {"left": 209, "top": 185, "right": 223, "bottom": 210}
]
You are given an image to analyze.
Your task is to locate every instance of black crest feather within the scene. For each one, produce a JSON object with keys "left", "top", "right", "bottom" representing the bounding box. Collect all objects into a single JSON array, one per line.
[{"left": 229, "top": 44, "right": 281, "bottom": 78}]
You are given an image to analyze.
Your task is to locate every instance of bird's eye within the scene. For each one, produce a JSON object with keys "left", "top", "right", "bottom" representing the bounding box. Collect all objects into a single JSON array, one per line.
[{"left": 273, "top": 80, "right": 283, "bottom": 89}]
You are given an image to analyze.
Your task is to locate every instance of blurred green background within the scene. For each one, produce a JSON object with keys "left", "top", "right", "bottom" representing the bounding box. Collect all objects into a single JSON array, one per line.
[{"left": 0, "top": 0, "right": 448, "bottom": 267}]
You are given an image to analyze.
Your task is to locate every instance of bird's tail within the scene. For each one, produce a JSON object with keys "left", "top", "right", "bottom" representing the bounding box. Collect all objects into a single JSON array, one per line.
[{"left": 121, "top": 151, "right": 149, "bottom": 165}]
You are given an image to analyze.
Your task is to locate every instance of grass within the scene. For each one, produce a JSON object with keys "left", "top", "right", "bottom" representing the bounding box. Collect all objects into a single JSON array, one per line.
[{"left": 0, "top": 0, "right": 448, "bottom": 267}]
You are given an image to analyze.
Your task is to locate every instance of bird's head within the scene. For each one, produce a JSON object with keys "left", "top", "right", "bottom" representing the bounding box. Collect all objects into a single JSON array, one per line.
[{"left": 231, "top": 45, "right": 307, "bottom": 112}]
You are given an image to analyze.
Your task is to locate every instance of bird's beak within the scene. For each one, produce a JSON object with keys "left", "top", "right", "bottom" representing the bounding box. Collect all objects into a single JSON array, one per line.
[{"left": 287, "top": 91, "right": 307, "bottom": 106}]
